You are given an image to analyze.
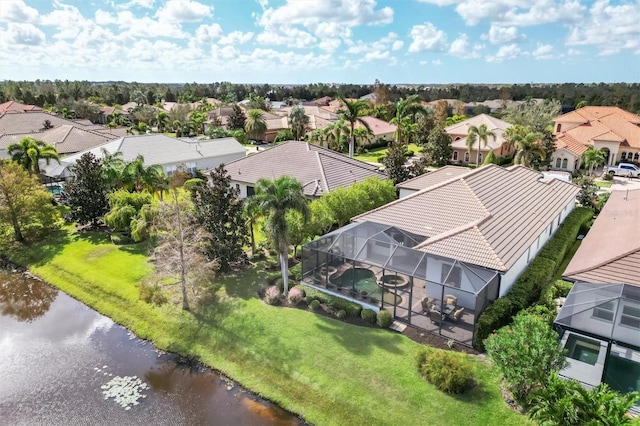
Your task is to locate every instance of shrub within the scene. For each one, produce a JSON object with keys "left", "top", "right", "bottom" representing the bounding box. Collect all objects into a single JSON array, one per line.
[
  {"left": 376, "top": 309, "right": 393, "bottom": 328},
  {"left": 138, "top": 283, "right": 168, "bottom": 306},
  {"left": 416, "top": 348, "right": 475, "bottom": 394},
  {"left": 336, "top": 309, "right": 347, "bottom": 319},
  {"left": 264, "top": 285, "right": 281, "bottom": 305},
  {"left": 376, "top": 155, "right": 386, "bottom": 163},
  {"left": 309, "top": 299, "right": 320, "bottom": 310},
  {"left": 552, "top": 280, "right": 574, "bottom": 299},
  {"left": 329, "top": 298, "right": 362, "bottom": 317},
  {"left": 602, "top": 173, "right": 613, "bottom": 181},
  {"left": 404, "top": 149, "right": 414, "bottom": 157},
  {"left": 287, "top": 287, "right": 305, "bottom": 306},
  {"left": 361, "top": 308, "right": 377, "bottom": 323},
  {"left": 251, "top": 251, "right": 266, "bottom": 261}
]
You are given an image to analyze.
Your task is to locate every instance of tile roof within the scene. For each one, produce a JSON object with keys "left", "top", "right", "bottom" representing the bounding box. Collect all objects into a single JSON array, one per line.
[
  {"left": 357, "top": 116, "right": 396, "bottom": 136},
  {"left": 0, "top": 111, "right": 95, "bottom": 135},
  {"left": 555, "top": 133, "right": 589, "bottom": 156},
  {"left": 354, "top": 165, "right": 580, "bottom": 271},
  {"left": 219, "top": 141, "right": 386, "bottom": 197},
  {"left": 0, "top": 101, "right": 42, "bottom": 113},
  {"left": 445, "top": 114, "right": 512, "bottom": 150},
  {"left": 397, "top": 165, "right": 472, "bottom": 191},
  {"left": 564, "top": 189, "right": 640, "bottom": 287},
  {"left": 554, "top": 106, "right": 640, "bottom": 149}
]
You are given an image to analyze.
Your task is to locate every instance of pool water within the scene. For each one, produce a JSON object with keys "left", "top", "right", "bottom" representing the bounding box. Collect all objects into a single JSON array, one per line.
[{"left": 331, "top": 268, "right": 402, "bottom": 305}]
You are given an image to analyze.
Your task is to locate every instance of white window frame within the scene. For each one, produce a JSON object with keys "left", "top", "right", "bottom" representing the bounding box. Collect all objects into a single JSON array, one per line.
[
  {"left": 620, "top": 304, "right": 640, "bottom": 329},
  {"left": 593, "top": 301, "right": 615, "bottom": 322}
]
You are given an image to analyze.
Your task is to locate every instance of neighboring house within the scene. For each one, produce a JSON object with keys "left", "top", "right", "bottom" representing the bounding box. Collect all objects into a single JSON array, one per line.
[
  {"left": 552, "top": 106, "right": 640, "bottom": 170},
  {"left": 355, "top": 116, "right": 395, "bottom": 145},
  {"left": 312, "top": 96, "right": 332, "bottom": 106},
  {"left": 263, "top": 112, "right": 290, "bottom": 142},
  {"left": 556, "top": 189, "right": 640, "bottom": 406},
  {"left": 0, "top": 101, "right": 42, "bottom": 114},
  {"left": 41, "top": 134, "right": 246, "bottom": 179},
  {"left": 396, "top": 165, "right": 471, "bottom": 198},
  {"left": 446, "top": 114, "right": 514, "bottom": 164},
  {"left": 301, "top": 165, "right": 579, "bottom": 345},
  {"left": 96, "top": 106, "right": 126, "bottom": 124},
  {"left": 220, "top": 140, "right": 386, "bottom": 198}
]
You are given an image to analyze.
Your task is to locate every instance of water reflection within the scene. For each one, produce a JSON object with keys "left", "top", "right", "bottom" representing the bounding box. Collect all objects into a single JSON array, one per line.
[{"left": 0, "top": 271, "right": 58, "bottom": 322}]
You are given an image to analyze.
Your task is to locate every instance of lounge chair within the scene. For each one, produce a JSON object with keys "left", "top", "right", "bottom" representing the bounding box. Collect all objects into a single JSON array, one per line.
[
  {"left": 450, "top": 307, "right": 464, "bottom": 322},
  {"left": 421, "top": 297, "right": 432, "bottom": 313},
  {"left": 445, "top": 294, "right": 457, "bottom": 307}
]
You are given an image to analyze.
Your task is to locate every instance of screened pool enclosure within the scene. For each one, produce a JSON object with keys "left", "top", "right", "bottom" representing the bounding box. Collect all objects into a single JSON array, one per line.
[{"left": 301, "top": 221, "right": 501, "bottom": 346}]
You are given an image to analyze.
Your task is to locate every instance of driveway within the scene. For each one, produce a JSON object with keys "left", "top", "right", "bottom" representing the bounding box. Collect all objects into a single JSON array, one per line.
[{"left": 609, "top": 176, "right": 640, "bottom": 191}]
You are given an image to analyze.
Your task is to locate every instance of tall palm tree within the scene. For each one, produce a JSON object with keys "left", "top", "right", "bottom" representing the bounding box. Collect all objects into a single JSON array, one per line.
[
  {"left": 121, "top": 155, "right": 166, "bottom": 193},
  {"left": 338, "top": 98, "right": 370, "bottom": 158},
  {"left": 467, "top": 124, "right": 496, "bottom": 166},
  {"left": 155, "top": 111, "right": 169, "bottom": 133},
  {"left": 244, "top": 176, "right": 309, "bottom": 295},
  {"left": 7, "top": 136, "right": 60, "bottom": 176},
  {"left": 100, "top": 148, "right": 125, "bottom": 190},
  {"left": 289, "top": 105, "right": 310, "bottom": 140},
  {"left": 391, "top": 95, "right": 431, "bottom": 144},
  {"left": 581, "top": 147, "right": 607, "bottom": 176},
  {"left": 325, "top": 119, "right": 349, "bottom": 151},
  {"left": 513, "top": 132, "right": 546, "bottom": 168},
  {"left": 244, "top": 109, "right": 267, "bottom": 142}
]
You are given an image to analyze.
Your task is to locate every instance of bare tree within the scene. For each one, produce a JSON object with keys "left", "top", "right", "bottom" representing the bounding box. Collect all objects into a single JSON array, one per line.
[{"left": 151, "top": 189, "right": 217, "bottom": 311}]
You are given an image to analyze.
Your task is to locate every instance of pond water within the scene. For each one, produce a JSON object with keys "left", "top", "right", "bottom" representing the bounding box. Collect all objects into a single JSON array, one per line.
[{"left": 0, "top": 269, "right": 302, "bottom": 425}]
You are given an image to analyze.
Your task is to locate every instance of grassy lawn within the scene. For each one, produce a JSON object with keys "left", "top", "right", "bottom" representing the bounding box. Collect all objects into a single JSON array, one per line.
[
  {"left": 594, "top": 180, "right": 612, "bottom": 188},
  {"left": 354, "top": 143, "right": 423, "bottom": 164},
  {"left": 5, "top": 230, "right": 528, "bottom": 426}
]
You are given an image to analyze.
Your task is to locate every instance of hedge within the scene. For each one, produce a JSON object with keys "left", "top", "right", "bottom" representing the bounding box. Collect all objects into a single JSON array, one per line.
[
  {"left": 300, "top": 285, "right": 363, "bottom": 317},
  {"left": 474, "top": 207, "right": 593, "bottom": 350}
]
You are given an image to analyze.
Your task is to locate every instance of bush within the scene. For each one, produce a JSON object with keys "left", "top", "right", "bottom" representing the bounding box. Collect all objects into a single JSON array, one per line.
[
  {"left": 301, "top": 285, "right": 362, "bottom": 316},
  {"left": 552, "top": 280, "right": 574, "bottom": 299},
  {"left": 376, "top": 155, "right": 386, "bottom": 163},
  {"left": 377, "top": 309, "right": 393, "bottom": 328},
  {"left": 336, "top": 309, "right": 347, "bottom": 319},
  {"left": 404, "top": 149, "right": 414, "bottom": 157},
  {"left": 264, "top": 285, "right": 281, "bottom": 305},
  {"left": 416, "top": 348, "right": 475, "bottom": 394},
  {"left": 309, "top": 299, "right": 320, "bottom": 310},
  {"left": 602, "top": 173, "right": 613, "bottom": 181},
  {"left": 361, "top": 308, "right": 377, "bottom": 323},
  {"left": 474, "top": 207, "right": 593, "bottom": 350},
  {"left": 287, "top": 287, "right": 304, "bottom": 305},
  {"left": 138, "top": 283, "right": 168, "bottom": 306}
]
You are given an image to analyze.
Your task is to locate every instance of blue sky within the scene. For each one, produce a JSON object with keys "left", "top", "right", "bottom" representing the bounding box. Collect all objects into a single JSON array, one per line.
[{"left": 0, "top": 0, "right": 638, "bottom": 84}]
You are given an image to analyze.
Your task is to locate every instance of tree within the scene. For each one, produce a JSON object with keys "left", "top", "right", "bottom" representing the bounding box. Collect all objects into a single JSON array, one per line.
[
  {"left": 0, "top": 161, "right": 61, "bottom": 243},
  {"left": 227, "top": 105, "right": 247, "bottom": 130},
  {"left": 61, "top": 152, "right": 109, "bottom": 228},
  {"left": 274, "top": 129, "right": 294, "bottom": 143},
  {"left": 502, "top": 99, "right": 561, "bottom": 133},
  {"left": 121, "top": 155, "right": 166, "bottom": 193},
  {"left": 467, "top": 124, "right": 496, "bottom": 166},
  {"left": 244, "top": 109, "right": 267, "bottom": 142},
  {"left": 191, "top": 165, "right": 247, "bottom": 272},
  {"left": 289, "top": 105, "right": 310, "bottom": 140},
  {"left": 574, "top": 175, "right": 599, "bottom": 209},
  {"left": 101, "top": 149, "right": 125, "bottom": 190},
  {"left": 338, "top": 97, "right": 370, "bottom": 158},
  {"left": 104, "top": 190, "right": 153, "bottom": 242},
  {"left": 529, "top": 373, "right": 639, "bottom": 425},
  {"left": 152, "top": 189, "right": 217, "bottom": 311},
  {"left": 513, "top": 131, "right": 546, "bottom": 168},
  {"left": 391, "top": 95, "right": 431, "bottom": 144},
  {"left": 381, "top": 142, "right": 425, "bottom": 185},
  {"left": 154, "top": 110, "right": 169, "bottom": 133},
  {"left": 434, "top": 100, "right": 449, "bottom": 125},
  {"left": 485, "top": 310, "right": 568, "bottom": 404},
  {"left": 244, "top": 176, "right": 309, "bottom": 295},
  {"left": 581, "top": 147, "right": 607, "bottom": 175},
  {"left": 6, "top": 137, "right": 60, "bottom": 176},
  {"left": 422, "top": 126, "right": 453, "bottom": 167}
]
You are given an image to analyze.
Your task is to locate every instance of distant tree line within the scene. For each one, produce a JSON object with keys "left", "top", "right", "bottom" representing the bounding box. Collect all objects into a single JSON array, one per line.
[{"left": 1, "top": 80, "right": 639, "bottom": 114}]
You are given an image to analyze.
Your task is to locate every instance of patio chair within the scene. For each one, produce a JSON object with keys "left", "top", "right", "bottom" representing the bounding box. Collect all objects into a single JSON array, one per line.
[
  {"left": 444, "top": 294, "right": 457, "bottom": 307},
  {"left": 450, "top": 307, "right": 464, "bottom": 322},
  {"left": 429, "top": 309, "right": 444, "bottom": 325},
  {"left": 421, "top": 297, "right": 432, "bottom": 313}
]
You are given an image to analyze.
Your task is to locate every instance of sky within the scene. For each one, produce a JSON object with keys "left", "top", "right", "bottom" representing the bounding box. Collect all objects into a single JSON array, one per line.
[{"left": 0, "top": 0, "right": 639, "bottom": 84}]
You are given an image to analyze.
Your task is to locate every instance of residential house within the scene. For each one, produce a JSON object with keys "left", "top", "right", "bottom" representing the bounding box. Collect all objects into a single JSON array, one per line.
[
  {"left": 396, "top": 165, "right": 472, "bottom": 198},
  {"left": 220, "top": 140, "right": 386, "bottom": 198},
  {"left": 556, "top": 189, "right": 640, "bottom": 406},
  {"left": 302, "top": 165, "right": 579, "bottom": 345},
  {"left": 355, "top": 116, "right": 396, "bottom": 146},
  {"left": 0, "top": 101, "right": 42, "bottom": 114},
  {"left": 42, "top": 134, "right": 246, "bottom": 179},
  {"left": 552, "top": 106, "right": 640, "bottom": 172},
  {"left": 446, "top": 114, "right": 514, "bottom": 164},
  {"left": 96, "top": 106, "right": 126, "bottom": 124}
]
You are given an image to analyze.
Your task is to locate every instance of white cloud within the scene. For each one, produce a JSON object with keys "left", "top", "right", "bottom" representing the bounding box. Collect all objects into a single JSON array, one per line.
[
  {"left": 39, "top": 3, "right": 89, "bottom": 40},
  {"left": 361, "top": 50, "right": 390, "bottom": 62},
  {"left": 448, "top": 34, "right": 483, "bottom": 58},
  {"left": 532, "top": 43, "right": 555, "bottom": 60},
  {"left": 97, "top": 10, "right": 186, "bottom": 39},
  {"left": 219, "top": 31, "right": 254, "bottom": 45},
  {"left": 0, "top": 0, "right": 39, "bottom": 23},
  {"left": 392, "top": 40, "right": 404, "bottom": 51},
  {"left": 432, "top": 59, "right": 443, "bottom": 65},
  {"left": 487, "top": 25, "right": 522, "bottom": 44},
  {"left": 454, "top": 0, "right": 586, "bottom": 27},
  {"left": 487, "top": 43, "right": 522, "bottom": 62},
  {"left": 2, "top": 22, "right": 46, "bottom": 45},
  {"left": 155, "top": 0, "right": 212, "bottom": 23},
  {"left": 566, "top": 0, "right": 640, "bottom": 56},
  {"left": 256, "top": 27, "right": 317, "bottom": 48},
  {"left": 567, "top": 48, "right": 583, "bottom": 56},
  {"left": 346, "top": 32, "right": 400, "bottom": 54},
  {"left": 259, "top": 0, "right": 393, "bottom": 28},
  {"left": 408, "top": 22, "right": 447, "bottom": 52},
  {"left": 195, "top": 23, "right": 223, "bottom": 43},
  {"left": 416, "top": 0, "right": 459, "bottom": 5},
  {"left": 117, "top": 0, "right": 156, "bottom": 9}
]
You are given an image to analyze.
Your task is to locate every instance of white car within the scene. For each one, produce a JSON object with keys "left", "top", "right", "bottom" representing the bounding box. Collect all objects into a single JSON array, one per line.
[{"left": 605, "top": 163, "right": 640, "bottom": 178}]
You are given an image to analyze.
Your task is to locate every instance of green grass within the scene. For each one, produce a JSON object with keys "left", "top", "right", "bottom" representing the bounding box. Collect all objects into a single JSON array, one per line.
[
  {"left": 594, "top": 180, "right": 612, "bottom": 188},
  {"left": 5, "top": 230, "right": 528, "bottom": 426},
  {"left": 353, "top": 143, "right": 422, "bottom": 164}
]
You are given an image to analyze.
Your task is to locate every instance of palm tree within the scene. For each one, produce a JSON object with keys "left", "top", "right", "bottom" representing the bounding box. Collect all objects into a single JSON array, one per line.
[
  {"left": 154, "top": 111, "right": 169, "bottom": 133},
  {"left": 467, "top": 124, "right": 496, "bottom": 166},
  {"left": 60, "top": 107, "right": 75, "bottom": 119},
  {"left": 325, "top": 119, "right": 349, "bottom": 151},
  {"left": 338, "top": 98, "right": 370, "bottom": 158},
  {"left": 100, "top": 148, "right": 125, "bottom": 190},
  {"left": 289, "top": 105, "right": 310, "bottom": 140},
  {"left": 513, "top": 131, "right": 546, "bottom": 168},
  {"left": 391, "top": 95, "right": 430, "bottom": 144},
  {"left": 244, "top": 176, "right": 309, "bottom": 295},
  {"left": 244, "top": 109, "right": 267, "bottom": 142},
  {"left": 7, "top": 136, "right": 61, "bottom": 176},
  {"left": 121, "top": 155, "right": 166, "bottom": 193},
  {"left": 581, "top": 147, "right": 607, "bottom": 175}
]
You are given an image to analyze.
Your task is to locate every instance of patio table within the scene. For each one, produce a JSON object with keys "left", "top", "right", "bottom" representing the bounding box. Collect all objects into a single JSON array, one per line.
[{"left": 431, "top": 303, "right": 455, "bottom": 317}]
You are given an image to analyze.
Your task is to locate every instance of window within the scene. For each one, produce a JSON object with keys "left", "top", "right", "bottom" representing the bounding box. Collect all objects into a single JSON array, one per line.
[
  {"left": 565, "top": 334, "right": 601, "bottom": 366},
  {"left": 562, "top": 158, "right": 568, "bottom": 169},
  {"left": 440, "top": 264, "right": 461, "bottom": 288},
  {"left": 593, "top": 301, "right": 615, "bottom": 322},
  {"left": 620, "top": 305, "right": 640, "bottom": 329},
  {"left": 478, "top": 153, "right": 483, "bottom": 163},
  {"left": 621, "top": 152, "right": 627, "bottom": 160},
  {"left": 556, "top": 124, "right": 561, "bottom": 132},
  {"left": 556, "top": 158, "right": 562, "bottom": 168},
  {"left": 464, "top": 152, "right": 470, "bottom": 162},
  {"left": 453, "top": 151, "right": 458, "bottom": 161},
  {"left": 247, "top": 186, "right": 255, "bottom": 197},
  {"left": 635, "top": 153, "right": 639, "bottom": 161},
  {"left": 235, "top": 183, "right": 240, "bottom": 191}
]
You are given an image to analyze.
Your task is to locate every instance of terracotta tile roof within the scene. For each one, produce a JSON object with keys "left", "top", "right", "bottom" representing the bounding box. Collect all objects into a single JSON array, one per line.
[
  {"left": 219, "top": 141, "right": 386, "bottom": 197},
  {"left": 0, "top": 101, "right": 42, "bottom": 113},
  {"left": 354, "top": 165, "right": 579, "bottom": 271},
  {"left": 554, "top": 106, "right": 640, "bottom": 149},
  {"left": 397, "top": 165, "right": 472, "bottom": 191},
  {"left": 564, "top": 189, "right": 640, "bottom": 287},
  {"left": 555, "top": 133, "right": 589, "bottom": 156},
  {"left": 0, "top": 111, "right": 95, "bottom": 135},
  {"left": 356, "top": 116, "right": 396, "bottom": 136}
]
